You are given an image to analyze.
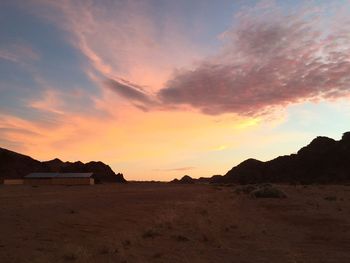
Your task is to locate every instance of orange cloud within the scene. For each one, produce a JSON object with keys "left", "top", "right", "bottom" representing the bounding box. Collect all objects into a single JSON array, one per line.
[{"left": 29, "top": 89, "right": 65, "bottom": 115}]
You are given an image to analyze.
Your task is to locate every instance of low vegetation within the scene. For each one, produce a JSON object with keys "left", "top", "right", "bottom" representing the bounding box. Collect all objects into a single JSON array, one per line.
[
  {"left": 234, "top": 184, "right": 287, "bottom": 198},
  {"left": 251, "top": 185, "right": 287, "bottom": 198},
  {"left": 142, "top": 229, "right": 161, "bottom": 239},
  {"left": 324, "top": 196, "right": 337, "bottom": 201}
]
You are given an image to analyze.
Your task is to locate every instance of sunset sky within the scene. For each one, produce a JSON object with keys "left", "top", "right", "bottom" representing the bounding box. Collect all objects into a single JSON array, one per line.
[{"left": 1, "top": 0, "right": 350, "bottom": 181}]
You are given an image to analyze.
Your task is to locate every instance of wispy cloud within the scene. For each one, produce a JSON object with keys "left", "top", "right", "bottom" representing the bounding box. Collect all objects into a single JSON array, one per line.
[
  {"left": 0, "top": 43, "right": 40, "bottom": 64},
  {"left": 19, "top": 0, "right": 350, "bottom": 119},
  {"left": 105, "top": 78, "right": 155, "bottom": 105},
  {"left": 73, "top": 1, "right": 350, "bottom": 117},
  {"left": 30, "top": 0, "right": 205, "bottom": 91},
  {"left": 29, "top": 89, "right": 65, "bottom": 115},
  {"left": 41, "top": 0, "right": 348, "bottom": 118}
]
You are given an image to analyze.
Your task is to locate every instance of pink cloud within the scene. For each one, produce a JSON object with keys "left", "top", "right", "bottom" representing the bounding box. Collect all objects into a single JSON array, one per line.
[
  {"left": 156, "top": 4, "right": 350, "bottom": 116},
  {"left": 28, "top": 1, "right": 350, "bottom": 117}
]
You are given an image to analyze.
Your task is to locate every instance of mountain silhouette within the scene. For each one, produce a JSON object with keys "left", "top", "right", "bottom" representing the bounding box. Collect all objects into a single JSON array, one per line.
[
  {"left": 0, "top": 148, "right": 126, "bottom": 183},
  {"left": 213, "top": 132, "right": 350, "bottom": 184},
  {"left": 170, "top": 175, "right": 195, "bottom": 184},
  {"left": 0, "top": 148, "right": 43, "bottom": 179}
]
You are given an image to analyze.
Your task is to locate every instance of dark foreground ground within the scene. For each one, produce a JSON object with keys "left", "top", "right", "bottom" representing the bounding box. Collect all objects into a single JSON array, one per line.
[{"left": 0, "top": 183, "right": 349, "bottom": 263}]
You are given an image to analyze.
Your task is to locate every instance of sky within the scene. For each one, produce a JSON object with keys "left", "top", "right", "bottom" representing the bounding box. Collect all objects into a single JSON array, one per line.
[{"left": 0, "top": 0, "right": 350, "bottom": 181}]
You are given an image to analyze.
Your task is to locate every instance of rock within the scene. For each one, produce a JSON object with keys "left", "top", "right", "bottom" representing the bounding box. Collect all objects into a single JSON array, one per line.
[
  {"left": 219, "top": 131, "right": 350, "bottom": 184},
  {"left": 170, "top": 175, "right": 194, "bottom": 184}
]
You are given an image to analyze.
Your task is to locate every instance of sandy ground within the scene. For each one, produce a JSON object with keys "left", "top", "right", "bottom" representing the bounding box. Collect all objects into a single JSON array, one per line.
[{"left": 0, "top": 183, "right": 349, "bottom": 263}]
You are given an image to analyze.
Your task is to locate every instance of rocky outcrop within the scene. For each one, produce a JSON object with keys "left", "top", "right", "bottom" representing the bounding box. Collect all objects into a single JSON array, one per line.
[
  {"left": 59, "top": 161, "right": 126, "bottom": 183},
  {"left": 0, "top": 148, "right": 44, "bottom": 179},
  {"left": 42, "top": 158, "right": 65, "bottom": 172},
  {"left": 171, "top": 175, "right": 195, "bottom": 184},
  {"left": 216, "top": 132, "right": 350, "bottom": 184}
]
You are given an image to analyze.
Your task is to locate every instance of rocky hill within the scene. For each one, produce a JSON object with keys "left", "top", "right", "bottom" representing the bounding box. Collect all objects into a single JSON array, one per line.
[
  {"left": 170, "top": 175, "right": 195, "bottom": 184},
  {"left": 214, "top": 132, "right": 350, "bottom": 184},
  {"left": 0, "top": 148, "right": 126, "bottom": 183},
  {"left": 0, "top": 148, "right": 43, "bottom": 179}
]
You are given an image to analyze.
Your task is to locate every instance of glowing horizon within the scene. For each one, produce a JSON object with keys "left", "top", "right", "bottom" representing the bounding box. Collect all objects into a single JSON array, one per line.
[{"left": 1, "top": 0, "right": 350, "bottom": 181}]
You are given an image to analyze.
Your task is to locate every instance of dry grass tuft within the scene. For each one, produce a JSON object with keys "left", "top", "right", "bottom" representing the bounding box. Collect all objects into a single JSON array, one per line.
[
  {"left": 251, "top": 185, "right": 287, "bottom": 198},
  {"left": 153, "top": 252, "right": 163, "bottom": 258},
  {"left": 62, "top": 245, "right": 88, "bottom": 261},
  {"left": 142, "top": 229, "right": 161, "bottom": 239},
  {"left": 234, "top": 185, "right": 257, "bottom": 194},
  {"left": 172, "top": 235, "right": 190, "bottom": 242},
  {"left": 63, "top": 253, "right": 77, "bottom": 261},
  {"left": 324, "top": 196, "right": 337, "bottom": 201},
  {"left": 121, "top": 240, "right": 131, "bottom": 249}
]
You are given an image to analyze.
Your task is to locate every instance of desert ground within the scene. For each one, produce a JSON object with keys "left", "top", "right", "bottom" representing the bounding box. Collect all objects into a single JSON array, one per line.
[{"left": 0, "top": 183, "right": 349, "bottom": 263}]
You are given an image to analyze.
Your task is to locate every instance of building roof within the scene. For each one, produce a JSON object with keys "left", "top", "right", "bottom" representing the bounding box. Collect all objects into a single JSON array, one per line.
[
  {"left": 25, "top": 172, "right": 93, "bottom": 179},
  {"left": 56, "top": 173, "right": 93, "bottom": 178},
  {"left": 25, "top": 173, "right": 59, "bottom": 178}
]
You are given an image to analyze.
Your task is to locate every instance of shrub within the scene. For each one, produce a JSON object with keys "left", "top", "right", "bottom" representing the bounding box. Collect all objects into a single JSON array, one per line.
[
  {"left": 324, "top": 196, "right": 337, "bottom": 201},
  {"left": 251, "top": 186, "right": 287, "bottom": 198},
  {"left": 62, "top": 245, "right": 88, "bottom": 261},
  {"left": 172, "top": 235, "right": 189, "bottom": 242},
  {"left": 234, "top": 184, "right": 257, "bottom": 194},
  {"left": 142, "top": 229, "right": 161, "bottom": 239},
  {"left": 63, "top": 253, "right": 77, "bottom": 261}
]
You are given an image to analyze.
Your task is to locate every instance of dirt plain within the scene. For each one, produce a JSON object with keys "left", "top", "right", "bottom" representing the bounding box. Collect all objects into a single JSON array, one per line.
[{"left": 0, "top": 183, "right": 349, "bottom": 263}]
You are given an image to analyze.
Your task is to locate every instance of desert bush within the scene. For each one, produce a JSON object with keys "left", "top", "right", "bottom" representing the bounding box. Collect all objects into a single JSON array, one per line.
[
  {"left": 63, "top": 253, "right": 77, "bottom": 261},
  {"left": 98, "top": 246, "right": 110, "bottom": 255},
  {"left": 142, "top": 229, "right": 161, "bottom": 239},
  {"left": 324, "top": 196, "right": 337, "bottom": 201},
  {"left": 172, "top": 235, "right": 189, "bottom": 242},
  {"left": 251, "top": 186, "right": 287, "bottom": 198},
  {"left": 62, "top": 245, "right": 88, "bottom": 261},
  {"left": 256, "top": 183, "right": 272, "bottom": 188},
  {"left": 121, "top": 239, "right": 131, "bottom": 249},
  {"left": 153, "top": 252, "right": 162, "bottom": 258},
  {"left": 198, "top": 208, "right": 208, "bottom": 216},
  {"left": 234, "top": 184, "right": 257, "bottom": 194}
]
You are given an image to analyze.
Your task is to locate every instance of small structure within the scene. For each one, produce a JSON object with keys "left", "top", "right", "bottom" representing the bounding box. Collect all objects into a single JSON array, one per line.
[
  {"left": 3, "top": 179, "right": 24, "bottom": 185},
  {"left": 24, "top": 173, "right": 94, "bottom": 185}
]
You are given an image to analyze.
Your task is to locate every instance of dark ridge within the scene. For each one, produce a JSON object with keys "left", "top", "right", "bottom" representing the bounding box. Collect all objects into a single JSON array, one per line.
[
  {"left": 0, "top": 148, "right": 126, "bottom": 183},
  {"left": 216, "top": 132, "right": 350, "bottom": 184},
  {"left": 0, "top": 147, "right": 43, "bottom": 179},
  {"left": 170, "top": 132, "right": 350, "bottom": 185},
  {"left": 170, "top": 175, "right": 194, "bottom": 184}
]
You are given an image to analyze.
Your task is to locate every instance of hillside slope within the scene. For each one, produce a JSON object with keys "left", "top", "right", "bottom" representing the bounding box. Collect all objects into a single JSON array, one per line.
[{"left": 218, "top": 132, "right": 350, "bottom": 184}]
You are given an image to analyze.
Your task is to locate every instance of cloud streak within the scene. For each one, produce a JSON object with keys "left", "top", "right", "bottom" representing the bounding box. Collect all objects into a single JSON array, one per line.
[
  {"left": 0, "top": 43, "right": 39, "bottom": 64},
  {"left": 32, "top": 0, "right": 206, "bottom": 91},
  {"left": 105, "top": 78, "right": 154, "bottom": 105}
]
